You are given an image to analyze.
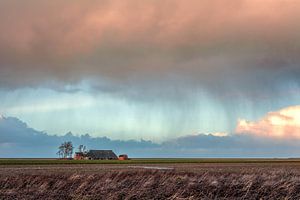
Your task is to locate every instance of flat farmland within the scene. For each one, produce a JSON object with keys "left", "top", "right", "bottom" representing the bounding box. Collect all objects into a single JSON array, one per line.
[{"left": 1, "top": 159, "right": 300, "bottom": 199}]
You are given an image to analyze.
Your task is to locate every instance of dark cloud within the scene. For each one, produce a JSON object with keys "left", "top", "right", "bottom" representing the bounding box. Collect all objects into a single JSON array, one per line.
[
  {"left": 0, "top": 0, "right": 300, "bottom": 95},
  {"left": 0, "top": 116, "right": 159, "bottom": 157},
  {"left": 0, "top": 1, "right": 299, "bottom": 142},
  {"left": 1, "top": 115, "right": 300, "bottom": 158}
]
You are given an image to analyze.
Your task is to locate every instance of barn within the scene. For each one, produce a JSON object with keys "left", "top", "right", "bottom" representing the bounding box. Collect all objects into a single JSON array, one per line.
[
  {"left": 86, "top": 150, "right": 118, "bottom": 160},
  {"left": 74, "top": 150, "right": 118, "bottom": 160}
]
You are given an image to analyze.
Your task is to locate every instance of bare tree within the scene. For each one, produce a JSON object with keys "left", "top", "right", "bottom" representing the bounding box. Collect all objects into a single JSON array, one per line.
[
  {"left": 57, "top": 141, "right": 74, "bottom": 159},
  {"left": 57, "top": 145, "right": 64, "bottom": 158},
  {"left": 78, "top": 145, "right": 83, "bottom": 152},
  {"left": 78, "top": 145, "right": 87, "bottom": 153}
]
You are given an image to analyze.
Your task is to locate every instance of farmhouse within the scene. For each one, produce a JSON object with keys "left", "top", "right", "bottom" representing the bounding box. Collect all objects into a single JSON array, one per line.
[{"left": 74, "top": 150, "right": 118, "bottom": 160}]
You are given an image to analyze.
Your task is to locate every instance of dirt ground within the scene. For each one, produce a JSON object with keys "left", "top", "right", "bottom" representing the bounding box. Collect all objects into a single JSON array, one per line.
[{"left": 1, "top": 162, "right": 300, "bottom": 199}]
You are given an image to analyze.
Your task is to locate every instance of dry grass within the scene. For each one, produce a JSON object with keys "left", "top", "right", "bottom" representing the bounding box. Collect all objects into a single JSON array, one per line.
[{"left": 0, "top": 162, "right": 300, "bottom": 199}]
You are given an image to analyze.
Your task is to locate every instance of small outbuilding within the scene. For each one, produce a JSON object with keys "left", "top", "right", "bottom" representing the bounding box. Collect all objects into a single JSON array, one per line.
[
  {"left": 118, "top": 154, "right": 129, "bottom": 160},
  {"left": 74, "top": 152, "right": 85, "bottom": 160}
]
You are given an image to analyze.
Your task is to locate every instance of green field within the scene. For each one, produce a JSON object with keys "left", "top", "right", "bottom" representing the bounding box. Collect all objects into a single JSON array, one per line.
[{"left": 0, "top": 158, "right": 300, "bottom": 165}]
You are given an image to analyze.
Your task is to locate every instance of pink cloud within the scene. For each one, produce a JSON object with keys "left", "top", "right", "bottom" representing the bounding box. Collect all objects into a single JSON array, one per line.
[
  {"left": 1, "top": 0, "right": 300, "bottom": 57},
  {"left": 1, "top": 0, "right": 300, "bottom": 88},
  {"left": 236, "top": 105, "right": 300, "bottom": 139}
]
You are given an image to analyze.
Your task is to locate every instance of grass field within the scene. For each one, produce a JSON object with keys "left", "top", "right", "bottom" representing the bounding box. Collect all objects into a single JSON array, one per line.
[
  {"left": 1, "top": 159, "right": 300, "bottom": 199},
  {"left": 0, "top": 158, "right": 300, "bottom": 165}
]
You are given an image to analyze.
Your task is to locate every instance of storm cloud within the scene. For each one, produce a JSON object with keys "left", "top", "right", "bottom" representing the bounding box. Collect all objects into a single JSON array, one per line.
[
  {"left": 0, "top": 0, "right": 299, "bottom": 92},
  {"left": 0, "top": 1, "right": 299, "bottom": 146}
]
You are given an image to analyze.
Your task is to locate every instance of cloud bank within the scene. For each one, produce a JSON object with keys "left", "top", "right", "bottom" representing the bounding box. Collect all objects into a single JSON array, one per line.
[
  {"left": 0, "top": 116, "right": 158, "bottom": 157},
  {"left": 1, "top": 111, "right": 300, "bottom": 158}
]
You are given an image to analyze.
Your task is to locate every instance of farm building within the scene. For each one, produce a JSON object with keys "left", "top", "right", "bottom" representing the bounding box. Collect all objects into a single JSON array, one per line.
[
  {"left": 118, "top": 154, "right": 129, "bottom": 160},
  {"left": 74, "top": 150, "right": 118, "bottom": 160},
  {"left": 74, "top": 152, "right": 84, "bottom": 160}
]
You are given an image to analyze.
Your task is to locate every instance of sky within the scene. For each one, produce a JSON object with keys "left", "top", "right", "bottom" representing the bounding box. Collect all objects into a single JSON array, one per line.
[{"left": 0, "top": 0, "right": 299, "bottom": 156}]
